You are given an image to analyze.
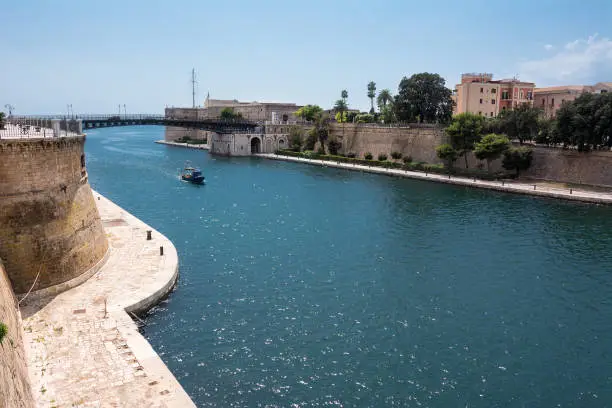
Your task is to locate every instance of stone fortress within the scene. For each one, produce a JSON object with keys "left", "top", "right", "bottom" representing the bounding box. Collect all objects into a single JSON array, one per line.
[{"left": 165, "top": 95, "right": 304, "bottom": 156}]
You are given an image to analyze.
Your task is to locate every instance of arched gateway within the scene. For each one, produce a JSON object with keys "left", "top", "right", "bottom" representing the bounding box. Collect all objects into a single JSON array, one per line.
[{"left": 250, "top": 137, "right": 261, "bottom": 154}]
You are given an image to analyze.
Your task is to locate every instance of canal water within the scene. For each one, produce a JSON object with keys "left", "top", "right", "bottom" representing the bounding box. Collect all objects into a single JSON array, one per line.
[{"left": 85, "top": 126, "right": 612, "bottom": 407}]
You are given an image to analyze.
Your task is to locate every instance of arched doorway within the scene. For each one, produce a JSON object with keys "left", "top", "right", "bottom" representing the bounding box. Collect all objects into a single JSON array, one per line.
[{"left": 250, "top": 137, "right": 261, "bottom": 154}]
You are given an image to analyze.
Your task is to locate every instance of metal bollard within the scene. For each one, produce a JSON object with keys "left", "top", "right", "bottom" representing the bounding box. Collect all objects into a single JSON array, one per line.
[
  {"left": 473, "top": 177, "right": 476, "bottom": 182},
  {"left": 533, "top": 185, "right": 536, "bottom": 190},
  {"left": 502, "top": 180, "right": 505, "bottom": 186},
  {"left": 570, "top": 188, "right": 572, "bottom": 194},
  {"left": 160, "top": 246, "right": 164, "bottom": 256},
  {"left": 146, "top": 230, "right": 152, "bottom": 240},
  {"left": 448, "top": 174, "right": 451, "bottom": 179}
]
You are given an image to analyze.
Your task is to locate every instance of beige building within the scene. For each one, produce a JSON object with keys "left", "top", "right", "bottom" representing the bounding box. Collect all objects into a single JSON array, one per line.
[
  {"left": 453, "top": 73, "right": 535, "bottom": 117},
  {"left": 534, "top": 82, "right": 612, "bottom": 118},
  {"left": 165, "top": 96, "right": 303, "bottom": 124}
]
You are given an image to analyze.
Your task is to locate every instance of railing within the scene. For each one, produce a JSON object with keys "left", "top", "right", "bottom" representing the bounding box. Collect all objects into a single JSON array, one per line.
[{"left": 0, "top": 117, "right": 83, "bottom": 139}]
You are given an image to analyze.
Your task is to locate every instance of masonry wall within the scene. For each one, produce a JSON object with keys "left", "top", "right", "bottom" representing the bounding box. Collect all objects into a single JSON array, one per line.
[
  {"left": 0, "top": 137, "right": 109, "bottom": 294},
  {"left": 330, "top": 123, "right": 446, "bottom": 163},
  {"left": 0, "top": 260, "right": 35, "bottom": 408},
  {"left": 523, "top": 148, "right": 612, "bottom": 187},
  {"left": 164, "top": 126, "right": 212, "bottom": 142}
]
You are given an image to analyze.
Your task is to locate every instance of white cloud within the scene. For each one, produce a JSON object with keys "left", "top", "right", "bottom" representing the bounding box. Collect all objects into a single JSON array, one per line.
[{"left": 519, "top": 34, "right": 612, "bottom": 86}]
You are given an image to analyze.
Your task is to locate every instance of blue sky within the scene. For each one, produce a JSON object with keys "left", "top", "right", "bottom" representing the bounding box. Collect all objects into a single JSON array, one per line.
[{"left": 1, "top": 0, "right": 611, "bottom": 114}]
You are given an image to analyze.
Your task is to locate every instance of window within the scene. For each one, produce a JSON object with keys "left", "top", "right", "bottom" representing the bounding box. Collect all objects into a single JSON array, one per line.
[
  {"left": 502, "top": 91, "right": 509, "bottom": 100},
  {"left": 491, "top": 88, "right": 497, "bottom": 94},
  {"left": 527, "top": 91, "right": 533, "bottom": 100},
  {"left": 478, "top": 111, "right": 482, "bottom": 115},
  {"left": 492, "top": 99, "right": 496, "bottom": 104},
  {"left": 541, "top": 99, "right": 545, "bottom": 106},
  {"left": 480, "top": 88, "right": 484, "bottom": 93},
  {"left": 520, "top": 91, "right": 524, "bottom": 99},
  {"left": 490, "top": 112, "right": 493, "bottom": 117},
  {"left": 551, "top": 98, "right": 555, "bottom": 106},
  {"left": 480, "top": 98, "right": 483, "bottom": 104}
]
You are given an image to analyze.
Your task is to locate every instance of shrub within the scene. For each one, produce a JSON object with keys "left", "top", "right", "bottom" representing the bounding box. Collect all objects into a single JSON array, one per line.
[
  {"left": 0, "top": 322, "right": 7, "bottom": 344},
  {"left": 364, "top": 152, "right": 373, "bottom": 160},
  {"left": 304, "top": 131, "right": 317, "bottom": 150},
  {"left": 328, "top": 139, "right": 342, "bottom": 155},
  {"left": 347, "top": 152, "right": 356, "bottom": 158},
  {"left": 378, "top": 153, "right": 388, "bottom": 161},
  {"left": 402, "top": 156, "right": 413, "bottom": 164},
  {"left": 317, "top": 146, "right": 326, "bottom": 155},
  {"left": 391, "top": 151, "right": 403, "bottom": 160}
]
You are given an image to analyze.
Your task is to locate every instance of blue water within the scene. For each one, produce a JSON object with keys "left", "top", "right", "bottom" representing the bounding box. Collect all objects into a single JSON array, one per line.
[{"left": 85, "top": 126, "right": 612, "bottom": 407}]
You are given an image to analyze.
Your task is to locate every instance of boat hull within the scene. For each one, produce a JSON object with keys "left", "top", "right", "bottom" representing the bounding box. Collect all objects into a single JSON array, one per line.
[{"left": 182, "top": 175, "right": 205, "bottom": 184}]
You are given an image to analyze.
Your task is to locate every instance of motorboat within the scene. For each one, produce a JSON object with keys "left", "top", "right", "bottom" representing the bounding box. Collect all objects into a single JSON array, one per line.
[{"left": 181, "top": 161, "right": 205, "bottom": 184}]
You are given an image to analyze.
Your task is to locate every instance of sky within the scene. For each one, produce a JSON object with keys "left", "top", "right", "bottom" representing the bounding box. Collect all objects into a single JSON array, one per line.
[{"left": 1, "top": 0, "right": 611, "bottom": 114}]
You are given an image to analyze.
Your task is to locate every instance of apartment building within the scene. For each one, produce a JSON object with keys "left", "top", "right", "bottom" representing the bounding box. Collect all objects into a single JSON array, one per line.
[
  {"left": 453, "top": 73, "right": 535, "bottom": 117},
  {"left": 534, "top": 82, "right": 612, "bottom": 118}
]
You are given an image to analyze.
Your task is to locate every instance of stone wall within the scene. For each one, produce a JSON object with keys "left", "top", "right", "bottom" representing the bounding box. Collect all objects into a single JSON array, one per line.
[
  {"left": 164, "top": 126, "right": 212, "bottom": 142},
  {"left": 523, "top": 147, "right": 612, "bottom": 187},
  {"left": 0, "top": 137, "right": 109, "bottom": 294},
  {"left": 460, "top": 147, "right": 612, "bottom": 187},
  {"left": 0, "top": 260, "right": 35, "bottom": 408},
  {"left": 329, "top": 123, "right": 446, "bottom": 163}
]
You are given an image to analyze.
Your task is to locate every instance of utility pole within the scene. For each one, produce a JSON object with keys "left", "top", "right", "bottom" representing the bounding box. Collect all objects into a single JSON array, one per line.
[{"left": 191, "top": 68, "right": 197, "bottom": 108}]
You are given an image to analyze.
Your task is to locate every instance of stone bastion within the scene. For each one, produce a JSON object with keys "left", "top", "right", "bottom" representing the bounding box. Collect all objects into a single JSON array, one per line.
[{"left": 0, "top": 136, "right": 109, "bottom": 295}]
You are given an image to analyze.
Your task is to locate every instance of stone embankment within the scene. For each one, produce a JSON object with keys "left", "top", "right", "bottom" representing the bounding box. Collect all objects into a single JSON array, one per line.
[
  {"left": 155, "top": 139, "right": 209, "bottom": 150},
  {"left": 0, "top": 260, "right": 35, "bottom": 408},
  {"left": 21, "top": 193, "right": 195, "bottom": 408},
  {"left": 258, "top": 154, "right": 612, "bottom": 205}
]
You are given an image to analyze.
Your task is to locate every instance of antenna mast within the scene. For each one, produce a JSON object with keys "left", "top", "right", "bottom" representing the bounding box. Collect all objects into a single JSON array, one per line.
[{"left": 191, "top": 68, "right": 197, "bottom": 108}]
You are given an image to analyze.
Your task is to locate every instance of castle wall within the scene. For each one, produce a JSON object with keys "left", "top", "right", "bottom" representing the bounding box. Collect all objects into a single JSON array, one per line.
[
  {"left": 0, "top": 137, "right": 109, "bottom": 294},
  {"left": 0, "top": 260, "right": 35, "bottom": 408},
  {"left": 330, "top": 123, "right": 447, "bottom": 163}
]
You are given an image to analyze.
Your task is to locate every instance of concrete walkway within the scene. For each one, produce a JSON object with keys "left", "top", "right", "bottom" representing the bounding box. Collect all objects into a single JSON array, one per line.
[
  {"left": 155, "top": 140, "right": 209, "bottom": 150},
  {"left": 258, "top": 153, "right": 612, "bottom": 205},
  {"left": 21, "top": 193, "right": 195, "bottom": 408}
]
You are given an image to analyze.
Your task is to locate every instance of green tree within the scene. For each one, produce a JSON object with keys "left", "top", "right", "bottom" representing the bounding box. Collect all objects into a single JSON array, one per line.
[
  {"left": 294, "top": 105, "right": 323, "bottom": 122},
  {"left": 355, "top": 113, "right": 376, "bottom": 123},
  {"left": 289, "top": 126, "right": 304, "bottom": 152},
  {"left": 334, "top": 99, "right": 348, "bottom": 123},
  {"left": 309, "top": 111, "right": 329, "bottom": 153},
  {"left": 502, "top": 146, "right": 533, "bottom": 177},
  {"left": 395, "top": 73, "right": 453, "bottom": 123},
  {"left": 474, "top": 133, "right": 511, "bottom": 172},
  {"left": 435, "top": 143, "right": 458, "bottom": 172},
  {"left": 0, "top": 112, "right": 5, "bottom": 130},
  {"left": 380, "top": 105, "right": 396, "bottom": 123},
  {"left": 376, "top": 89, "right": 394, "bottom": 111},
  {"left": 220, "top": 107, "right": 242, "bottom": 120},
  {"left": 499, "top": 104, "right": 541, "bottom": 144},
  {"left": 367, "top": 81, "right": 377, "bottom": 114},
  {"left": 556, "top": 92, "right": 612, "bottom": 150},
  {"left": 446, "top": 112, "right": 485, "bottom": 169}
]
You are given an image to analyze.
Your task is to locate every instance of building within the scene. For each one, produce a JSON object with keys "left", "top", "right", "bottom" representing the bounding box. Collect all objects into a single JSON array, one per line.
[
  {"left": 453, "top": 73, "right": 535, "bottom": 117},
  {"left": 165, "top": 95, "right": 303, "bottom": 123},
  {"left": 534, "top": 82, "right": 612, "bottom": 118}
]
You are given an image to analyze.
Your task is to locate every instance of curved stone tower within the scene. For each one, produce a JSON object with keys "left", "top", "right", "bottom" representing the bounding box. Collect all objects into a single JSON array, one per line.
[{"left": 0, "top": 136, "right": 108, "bottom": 295}]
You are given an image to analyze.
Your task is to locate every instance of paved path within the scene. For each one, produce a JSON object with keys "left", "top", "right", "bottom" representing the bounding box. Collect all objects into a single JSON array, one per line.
[
  {"left": 155, "top": 140, "right": 209, "bottom": 150},
  {"left": 21, "top": 193, "right": 195, "bottom": 408},
  {"left": 258, "top": 154, "right": 612, "bottom": 205}
]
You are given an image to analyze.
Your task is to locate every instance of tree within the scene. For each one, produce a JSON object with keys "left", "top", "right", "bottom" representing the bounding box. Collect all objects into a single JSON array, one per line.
[
  {"left": 355, "top": 113, "right": 375, "bottom": 123},
  {"left": 377, "top": 89, "right": 394, "bottom": 111},
  {"left": 308, "top": 111, "right": 329, "bottom": 153},
  {"left": 0, "top": 112, "right": 5, "bottom": 130},
  {"left": 395, "top": 73, "right": 453, "bottom": 123},
  {"left": 380, "top": 105, "right": 396, "bottom": 123},
  {"left": 556, "top": 92, "right": 612, "bottom": 150},
  {"left": 436, "top": 144, "right": 458, "bottom": 172},
  {"left": 446, "top": 112, "right": 485, "bottom": 168},
  {"left": 294, "top": 105, "right": 323, "bottom": 122},
  {"left": 502, "top": 146, "right": 533, "bottom": 177},
  {"left": 473, "top": 133, "right": 510, "bottom": 172},
  {"left": 498, "top": 104, "right": 541, "bottom": 144},
  {"left": 367, "top": 81, "right": 376, "bottom": 114},
  {"left": 289, "top": 126, "right": 304, "bottom": 152},
  {"left": 220, "top": 107, "right": 242, "bottom": 120}
]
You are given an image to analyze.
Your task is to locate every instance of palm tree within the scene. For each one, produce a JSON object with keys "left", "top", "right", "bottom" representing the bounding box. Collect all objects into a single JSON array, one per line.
[
  {"left": 367, "top": 82, "right": 376, "bottom": 113},
  {"left": 377, "top": 89, "right": 394, "bottom": 110}
]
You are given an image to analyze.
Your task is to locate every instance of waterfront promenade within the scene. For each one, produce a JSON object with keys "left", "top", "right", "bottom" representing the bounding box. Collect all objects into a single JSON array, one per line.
[
  {"left": 155, "top": 140, "right": 209, "bottom": 150},
  {"left": 20, "top": 193, "right": 195, "bottom": 408},
  {"left": 258, "top": 153, "right": 612, "bottom": 204}
]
